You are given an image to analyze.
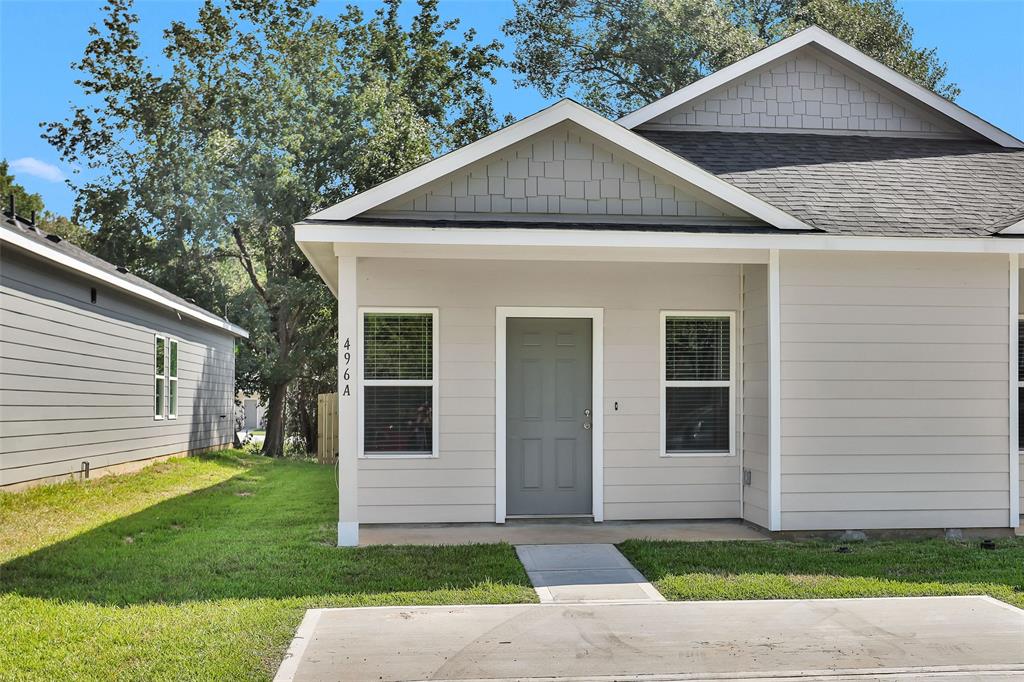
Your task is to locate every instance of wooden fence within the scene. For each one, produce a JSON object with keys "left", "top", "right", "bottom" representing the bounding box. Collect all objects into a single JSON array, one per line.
[{"left": 316, "top": 392, "right": 338, "bottom": 465}]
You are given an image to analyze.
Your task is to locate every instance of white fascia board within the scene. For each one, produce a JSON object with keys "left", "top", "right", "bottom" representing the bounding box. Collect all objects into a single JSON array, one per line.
[
  {"left": 618, "top": 26, "right": 1024, "bottom": 149},
  {"left": 1, "top": 227, "right": 249, "bottom": 338},
  {"left": 998, "top": 217, "right": 1024, "bottom": 235},
  {"left": 306, "top": 99, "right": 812, "bottom": 231},
  {"left": 296, "top": 222, "right": 1024, "bottom": 255}
]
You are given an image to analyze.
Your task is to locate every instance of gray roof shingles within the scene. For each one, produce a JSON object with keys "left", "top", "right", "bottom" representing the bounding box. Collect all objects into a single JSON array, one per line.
[
  {"left": 1, "top": 212, "right": 241, "bottom": 330},
  {"left": 639, "top": 130, "right": 1024, "bottom": 237}
]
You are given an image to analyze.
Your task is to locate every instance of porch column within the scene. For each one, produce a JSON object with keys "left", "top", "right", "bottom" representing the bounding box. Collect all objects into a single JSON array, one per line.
[
  {"left": 337, "top": 255, "right": 359, "bottom": 546},
  {"left": 768, "top": 249, "right": 782, "bottom": 531}
]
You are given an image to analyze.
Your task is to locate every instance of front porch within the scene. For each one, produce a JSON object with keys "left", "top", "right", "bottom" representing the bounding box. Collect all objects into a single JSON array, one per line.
[{"left": 357, "top": 519, "right": 768, "bottom": 546}]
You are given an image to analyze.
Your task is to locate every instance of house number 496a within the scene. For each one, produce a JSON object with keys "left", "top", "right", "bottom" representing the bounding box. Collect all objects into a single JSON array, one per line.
[{"left": 342, "top": 337, "right": 352, "bottom": 396}]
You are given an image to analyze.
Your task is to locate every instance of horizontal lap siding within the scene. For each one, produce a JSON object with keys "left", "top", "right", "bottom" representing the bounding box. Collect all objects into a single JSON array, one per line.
[
  {"left": 741, "top": 264, "right": 769, "bottom": 527},
  {"left": 0, "top": 251, "right": 236, "bottom": 486},
  {"left": 779, "top": 251, "right": 1010, "bottom": 530},
  {"left": 357, "top": 258, "right": 742, "bottom": 523}
]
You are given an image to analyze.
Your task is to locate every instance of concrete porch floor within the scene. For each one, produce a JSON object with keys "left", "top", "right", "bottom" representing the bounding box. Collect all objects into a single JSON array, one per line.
[{"left": 357, "top": 519, "right": 767, "bottom": 546}]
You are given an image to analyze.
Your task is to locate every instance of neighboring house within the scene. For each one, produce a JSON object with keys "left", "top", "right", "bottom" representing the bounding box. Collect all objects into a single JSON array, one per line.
[
  {"left": 295, "top": 26, "right": 1024, "bottom": 546},
  {"left": 235, "top": 391, "right": 266, "bottom": 432},
  {"left": 0, "top": 209, "right": 248, "bottom": 490}
]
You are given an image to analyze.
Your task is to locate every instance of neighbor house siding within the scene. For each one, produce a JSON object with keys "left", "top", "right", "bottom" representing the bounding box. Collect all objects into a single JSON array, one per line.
[
  {"left": 356, "top": 258, "right": 743, "bottom": 523},
  {"left": 0, "top": 249, "right": 236, "bottom": 487},
  {"left": 741, "top": 264, "right": 769, "bottom": 528},
  {"left": 779, "top": 251, "right": 1011, "bottom": 530}
]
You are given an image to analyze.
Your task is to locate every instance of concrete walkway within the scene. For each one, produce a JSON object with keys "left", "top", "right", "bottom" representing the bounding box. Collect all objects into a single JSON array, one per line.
[
  {"left": 359, "top": 519, "right": 767, "bottom": 546},
  {"left": 516, "top": 543, "right": 665, "bottom": 603},
  {"left": 274, "top": 596, "right": 1024, "bottom": 681}
]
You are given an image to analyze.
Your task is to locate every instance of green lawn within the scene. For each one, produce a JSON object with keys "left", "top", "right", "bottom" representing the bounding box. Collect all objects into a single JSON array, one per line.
[
  {"left": 619, "top": 537, "right": 1024, "bottom": 609},
  {"left": 0, "top": 451, "right": 534, "bottom": 681}
]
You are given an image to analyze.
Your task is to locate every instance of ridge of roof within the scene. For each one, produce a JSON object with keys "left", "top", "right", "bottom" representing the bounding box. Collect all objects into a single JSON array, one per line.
[
  {"left": 1, "top": 213, "right": 249, "bottom": 338},
  {"left": 617, "top": 25, "right": 1023, "bottom": 149}
]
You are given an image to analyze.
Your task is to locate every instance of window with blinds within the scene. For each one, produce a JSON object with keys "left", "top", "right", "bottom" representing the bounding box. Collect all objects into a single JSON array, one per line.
[
  {"left": 661, "top": 313, "right": 733, "bottom": 455},
  {"left": 1018, "top": 318, "right": 1023, "bottom": 451},
  {"left": 362, "top": 311, "right": 437, "bottom": 455}
]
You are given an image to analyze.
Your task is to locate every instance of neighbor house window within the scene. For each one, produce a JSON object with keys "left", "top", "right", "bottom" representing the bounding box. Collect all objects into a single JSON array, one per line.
[
  {"left": 154, "top": 336, "right": 166, "bottom": 419},
  {"left": 660, "top": 312, "right": 734, "bottom": 456},
  {"left": 361, "top": 310, "right": 438, "bottom": 456},
  {"left": 168, "top": 340, "right": 178, "bottom": 419}
]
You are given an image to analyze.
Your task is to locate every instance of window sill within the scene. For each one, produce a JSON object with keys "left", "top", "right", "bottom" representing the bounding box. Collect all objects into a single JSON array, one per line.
[
  {"left": 360, "top": 453, "right": 437, "bottom": 459},
  {"left": 661, "top": 451, "right": 735, "bottom": 458}
]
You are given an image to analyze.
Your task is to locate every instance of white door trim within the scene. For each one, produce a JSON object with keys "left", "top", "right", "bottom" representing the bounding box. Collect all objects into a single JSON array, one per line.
[{"left": 495, "top": 306, "right": 604, "bottom": 524}]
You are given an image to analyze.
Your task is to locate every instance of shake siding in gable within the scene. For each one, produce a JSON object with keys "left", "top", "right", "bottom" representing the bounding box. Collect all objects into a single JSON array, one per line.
[
  {"left": 0, "top": 249, "right": 236, "bottom": 486},
  {"left": 741, "top": 264, "right": 769, "bottom": 528},
  {"left": 356, "top": 258, "right": 743, "bottom": 523},
  {"left": 779, "top": 251, "right": 1011, "bottom": 530}
]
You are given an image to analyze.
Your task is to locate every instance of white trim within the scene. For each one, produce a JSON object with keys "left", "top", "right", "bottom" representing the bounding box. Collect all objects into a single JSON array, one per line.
[
  {"left": 153, "top": 334, "right": 166, "bottom": 421},
  {"left": 768, "top": 249, "right": 782, "bottom": 531},
  {"left": 306, "top": 99, "right": 811, "bottom": 231},
  {"left": 337, "top": 521, "right": 358, "bottom": 548},
  {"left": 357, "top": 307, "right": 440, "bottom": 459},
  {"left": 495, "top": 306, "right": 604, "bottom": 524},
  {"left": 167, "top": 339, "right": 178, "bottom": 420},
  {"left": 999, "top": 217, "right": 1024, "bottom": 236},
  {"left": 299, "top": 222, "right": 1024, "bottom": 255},
  {"left": 659, "top": 311, "right": 736, "bottom": 458},
  {"left": 1011, "top": 256, "right": 1020, "bottom": 526},
  {"left": 617, "top": 26, "right": 1023, "bottom": 148},
  {"left": 737, "top": 267, "right": 745, "bottom": 518},
  {"left": 0, "top": 225, "right": 249, "bottom": 338}
]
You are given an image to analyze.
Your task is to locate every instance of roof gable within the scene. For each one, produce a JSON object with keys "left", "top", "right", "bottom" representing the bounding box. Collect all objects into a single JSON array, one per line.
[
  {"left": 372, "top": 122, "right": 746, "bottom": 222},
  {"left": 306, "top": 99, "right": 812, "bottom": 230},
  {"left": 618, "top": 26, "right": 1023, "bottom": 148}
]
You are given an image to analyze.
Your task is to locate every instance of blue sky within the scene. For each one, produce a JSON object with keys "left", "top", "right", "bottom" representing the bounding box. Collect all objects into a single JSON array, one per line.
[{"left": 2, "top": 0, "right": 1022, "bottom": 217}]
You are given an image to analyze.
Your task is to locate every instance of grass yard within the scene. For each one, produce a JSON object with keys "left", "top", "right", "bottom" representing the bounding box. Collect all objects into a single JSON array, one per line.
[
  {"left": 0, "top": 451, "right": 534, "bottom": 681},
  {"left": 619, "top": 537, "right": 1024, "bottom": 609}
]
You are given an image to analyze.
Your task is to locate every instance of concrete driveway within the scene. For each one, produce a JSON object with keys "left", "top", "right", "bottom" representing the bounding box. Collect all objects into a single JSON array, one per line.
[{"left": 274, "top": 596, "right": 1024, "bottom": 681}]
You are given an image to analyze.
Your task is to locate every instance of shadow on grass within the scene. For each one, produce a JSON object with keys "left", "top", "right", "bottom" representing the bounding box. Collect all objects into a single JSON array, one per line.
[{"left": 0, "top": 455, "right": 530, "bottom": 606}]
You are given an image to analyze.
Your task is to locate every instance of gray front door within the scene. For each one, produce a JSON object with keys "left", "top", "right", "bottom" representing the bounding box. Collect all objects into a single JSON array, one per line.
[{"left": 506, "top": 318, "right": 593, "bottom": 516}]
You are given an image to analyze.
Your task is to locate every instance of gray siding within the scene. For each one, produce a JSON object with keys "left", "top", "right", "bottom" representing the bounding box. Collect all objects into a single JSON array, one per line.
[
  {"left": 650, "top": 46, "right": 961, "bottom": 136},
  {"left": 779, "top": 251, "right": 1011, "bottom": 530},
  {"left": 741, "top": 264, "right": 769, "bottom": 528},
  {"left": 374, "top": 123, "right": 746, "bottom": 219},
  {"left": 1, "top": 249, "right": 236, "bottom": 486},
  {"left": 356, "top": 258, "right": 743, "bottom": 523}
]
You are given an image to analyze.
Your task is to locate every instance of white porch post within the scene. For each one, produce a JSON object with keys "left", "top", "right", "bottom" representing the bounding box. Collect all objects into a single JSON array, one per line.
[
  {"left": 1009, "top": 254, "right": 1019, "bottom": 527},
  {"left": 768, "top": 249, "right": 782, "bottom": 531},
  {"left": 337, "top": 255, "right": 359, "bottom": 546}
]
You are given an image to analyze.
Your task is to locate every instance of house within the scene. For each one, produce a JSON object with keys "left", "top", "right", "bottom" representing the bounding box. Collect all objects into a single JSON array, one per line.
[
  {"left": 236, "top": 391, "right": 266, "bottom": 433},
  {"left": 0, "top": 207, "right": 248, "bottom": 490},
  {"left": 294, "top": 26, "right": 1024, "bottom": 546}
]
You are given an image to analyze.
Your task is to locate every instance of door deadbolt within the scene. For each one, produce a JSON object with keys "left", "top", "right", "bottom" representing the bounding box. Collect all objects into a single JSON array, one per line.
[{"left": 584, "top": 408, "right": 592, "bottom": 417}]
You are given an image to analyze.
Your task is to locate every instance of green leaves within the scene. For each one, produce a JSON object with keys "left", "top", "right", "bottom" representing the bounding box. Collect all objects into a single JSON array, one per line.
[{"left": 504, "top": 0, "right": 959, "bottom": 118}]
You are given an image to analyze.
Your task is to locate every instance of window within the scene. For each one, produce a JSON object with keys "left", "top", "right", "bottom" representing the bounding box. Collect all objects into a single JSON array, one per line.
[
  {"left": 1018, "top": 317, "right": 1023, "bottom": 451},
  {"left": 168, "top": 340, "right": 178, "bottom": 419},
  {"left": 660, "top": 312, "right": 734, "bottom": 456},
  {"left": 154, "top": 336, "right": 166, "bottom": 419},
  {"left": 360, "top": 310, "right": 438, "bottom": 456}
]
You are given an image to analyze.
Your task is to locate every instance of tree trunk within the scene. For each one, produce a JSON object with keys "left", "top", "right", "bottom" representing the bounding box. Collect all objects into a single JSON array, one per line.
[{"left": 262, "top": 381, "right": 288, "bottom": 457}]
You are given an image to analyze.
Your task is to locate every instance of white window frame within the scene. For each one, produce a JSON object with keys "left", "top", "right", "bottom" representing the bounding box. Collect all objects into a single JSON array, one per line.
[
  {"left": 358, "top": 307, "right": 439, "bottom": 459},
  {"left": 154, "top": 335, "right": 166, "bottom": 421},
  {"left": 1017, "top": 313, "right": 1022, "bottom": 453},
  {"left": 168, "top": 339, "right": 179, "bottom": 420},
  {"left": 659, "top": 310, "right": 736, "bottom": 457}
]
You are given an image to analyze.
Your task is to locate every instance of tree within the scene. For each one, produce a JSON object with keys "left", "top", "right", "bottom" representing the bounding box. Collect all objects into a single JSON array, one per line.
[
  {"left": 0, "top": 160, "right": 45, "bottom": 217},
  {"left": 45, "top": 0, "right": 504, "bottom": 456},
  {"left": 504, "top": 0, "right": 957, "bottom": 119}
]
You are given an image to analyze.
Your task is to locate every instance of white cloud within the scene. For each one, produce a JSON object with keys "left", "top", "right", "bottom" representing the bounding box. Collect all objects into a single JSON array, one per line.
[{"left": 10, "top": 157, "right": 64, "bottom": 183}]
